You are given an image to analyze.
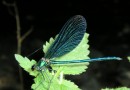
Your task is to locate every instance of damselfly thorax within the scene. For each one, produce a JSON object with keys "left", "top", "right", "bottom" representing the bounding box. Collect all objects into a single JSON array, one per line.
[{"left": 32, "top": 58, "right": 51, "bottom": 71}]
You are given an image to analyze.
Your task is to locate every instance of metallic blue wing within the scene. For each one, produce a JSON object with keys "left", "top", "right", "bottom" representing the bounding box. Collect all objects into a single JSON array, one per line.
[{"left": 45, "top": 15, "right": 87, "bottom": 59}]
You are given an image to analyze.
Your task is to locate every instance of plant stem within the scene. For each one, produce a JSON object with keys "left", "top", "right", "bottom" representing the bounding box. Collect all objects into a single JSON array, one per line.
[
  {"left": 3, "top": 1, "right": 33, "bottom": 89},
  {"left": 14, "top": 3, "right": 24, "bottom": 90}
]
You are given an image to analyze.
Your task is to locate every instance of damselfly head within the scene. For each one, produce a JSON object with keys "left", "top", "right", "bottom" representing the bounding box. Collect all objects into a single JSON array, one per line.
[
  {"left": 31, "top": 63, "right": 42, "bottom": 71},
  {"left": 31, "top": 64, "right": 43, "bottom": 71},
  {"left": 31, "top": 64, "right": 36, "bottom": 71}
]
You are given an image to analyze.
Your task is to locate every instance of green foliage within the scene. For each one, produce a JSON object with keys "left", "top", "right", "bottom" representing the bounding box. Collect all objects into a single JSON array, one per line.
[
  {"left": 15, "top": 54, "right": 38, "bottom": 76},
  {"left": 32, "top": 73, "right": 80, "bottom": 90},
  {"left": 102, "top": 87, "right": 130, "bottom": 90},
  {"left": 15, "top": 33, "right": 90, "bottom": 90}
]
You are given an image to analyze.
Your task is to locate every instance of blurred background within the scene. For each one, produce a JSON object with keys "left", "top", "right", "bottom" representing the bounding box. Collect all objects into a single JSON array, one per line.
[{"left": 0, "top": 0, "right": 130, "bottom": 90}]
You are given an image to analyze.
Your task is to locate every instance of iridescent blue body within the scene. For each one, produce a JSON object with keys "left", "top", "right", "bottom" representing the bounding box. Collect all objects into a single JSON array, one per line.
[
  {"left": 34, "top": 57, "right": 121, "bottom": 71},
  {"left": 33, "top": 15, "right": 121, "bottom": 71}
]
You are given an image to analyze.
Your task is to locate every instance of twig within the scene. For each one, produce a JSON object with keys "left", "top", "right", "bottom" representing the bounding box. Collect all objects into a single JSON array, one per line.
[
  {"left": 21, "top": 26, "right": 33, "bottom": 42},
  {"left": 2, "top": 0, "right": 15, "bottom": 16},
  {"left": 3, "top": 1, "right": 33, "bottom": 90}
]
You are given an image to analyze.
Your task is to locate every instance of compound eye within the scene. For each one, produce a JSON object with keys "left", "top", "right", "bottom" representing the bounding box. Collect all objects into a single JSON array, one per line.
[{"left": 31, "top": 65, "right": 35, "bottom": 71}]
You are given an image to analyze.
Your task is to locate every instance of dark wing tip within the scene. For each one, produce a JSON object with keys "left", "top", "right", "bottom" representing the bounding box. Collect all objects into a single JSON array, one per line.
[
  {"left": 73, "top": 15, "right": 87, "bottom": 28},
  {"left": 73, "top": 15, "right": 84, "bottom": 18}
]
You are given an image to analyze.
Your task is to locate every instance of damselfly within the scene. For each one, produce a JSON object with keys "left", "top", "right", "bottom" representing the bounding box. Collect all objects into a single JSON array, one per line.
[{"left": 31, "top": 15, "right": 121, "bottom": 90}]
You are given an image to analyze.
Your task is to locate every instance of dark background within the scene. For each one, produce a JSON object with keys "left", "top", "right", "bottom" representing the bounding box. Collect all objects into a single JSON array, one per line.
[{"left": 0, "top": 0, "right": 130, "bottom": 90}]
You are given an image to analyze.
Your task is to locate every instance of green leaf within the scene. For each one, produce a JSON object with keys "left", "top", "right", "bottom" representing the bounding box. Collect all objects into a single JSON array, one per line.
[
  {"left": 32, "top": 71, "right": 80, "bottom": 90},
  {"left": 44, "top": 33, "right": 90, "bottom": 75},
  {"left": 43, "top": 37, "right": 55, "bottom": 54},
  {"left": 14, "top": 54, "right": 38, "bottom": 76},
  {"left": 101, "top": 87, "right": 130, "bottom": 90},
  {"left": 15, "top": 33, "right": 89, "bottom": 90}
]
